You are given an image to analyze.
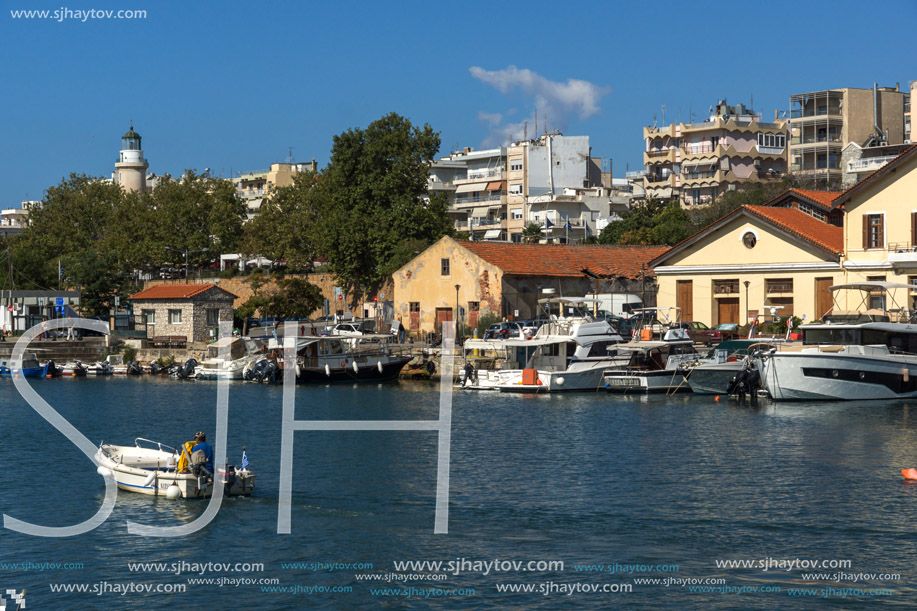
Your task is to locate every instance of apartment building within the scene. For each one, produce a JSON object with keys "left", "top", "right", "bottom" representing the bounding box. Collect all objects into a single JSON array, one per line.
[
  {"left": 0, "top": 201, "right": 39, "bottom": 238},
  {"left": 643, "top": 100, "right": 789, "bottom": 207},
  {"left": 788, "top": 84, "right": 907, "bottom": 187},
  {"left": 232, "top": 160, "right": 318, "bottom": 220}
]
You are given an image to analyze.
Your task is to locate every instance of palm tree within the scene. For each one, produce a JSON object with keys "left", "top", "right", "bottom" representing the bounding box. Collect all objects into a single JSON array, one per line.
[{"left": 522, "top": 222, "right": 543, "bottom": 244}]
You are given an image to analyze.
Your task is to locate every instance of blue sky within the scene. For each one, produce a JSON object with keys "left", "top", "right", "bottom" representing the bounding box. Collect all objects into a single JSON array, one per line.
[{"left": 2, "top": 0, "right": 915, "bottom": 205}]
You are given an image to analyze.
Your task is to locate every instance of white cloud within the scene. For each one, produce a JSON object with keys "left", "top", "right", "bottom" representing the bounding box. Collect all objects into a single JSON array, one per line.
[
  {"left": 469, "top": 65, "right": 608, "bottom": 120},
  {"left": 476, "top": 111, "right": 503, "bottom": 127}
]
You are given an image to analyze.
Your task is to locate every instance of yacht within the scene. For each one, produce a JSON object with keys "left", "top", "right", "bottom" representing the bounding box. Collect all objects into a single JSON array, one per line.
[
  {"left": 602, "top": 327, "right": 699, "bottom": 393},
  {"left": 754, "top": 282, "right": 917, "bottom": 401},
  {"left": 463, "top": 297, "right": 627, "bottom": 392},
  {"left": 194, "top": 336, "right": 263, "bottom": 380}
]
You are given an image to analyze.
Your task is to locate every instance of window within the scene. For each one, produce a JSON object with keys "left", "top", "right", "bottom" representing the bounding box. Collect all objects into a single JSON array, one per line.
[
  {"left": 863, "top": 214, "right": 884, "bottom": 249},
  {"left": 142, "top": 309, "right": 155, "bottom": 324},
  {"left": 742, "top": 232, "right": 757, "bottom": 248},
  {"left": 511, "top": 233, "right": 522, "bottom": 243},
  {"left": 509, "top": 183, "right": 523, "bottom": 195},
  {"left": 766, "top": 279, "right": 793, "bottom": 294},
  {"left": 409, "top": 302, "right": 420, "bottom": 313},
  {"left": 714, "top": 279, "right": 740, "bottom": 294},
  {"left": 867, "top": 275, "right": 886, "bottom": 310},
  {"left": 510, "top": 161, "right": 523, "bottom": 172},
  {"left": 710, "top": 136, "right": 720, "bottom": 148},
  {"left": 767, "top": 297, "right": 794, "bottom": 318},
  {"left": 206, "top": 308, "right": 219, "bottom": 325},
  {"left": 511, "top": 209, "right": 523, "bottom": 220},
  {"left": 468, "top": 301, "right": 479, "bottom": 312},
  {"left": 169, "top": 309, "right": 182, "bottom": 324},
  {"left": 441, "top": 258, "right": 450, "bottom": 276}
]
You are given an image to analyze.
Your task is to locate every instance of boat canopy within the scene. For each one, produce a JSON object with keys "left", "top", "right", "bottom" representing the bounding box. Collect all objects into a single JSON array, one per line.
[{"left": 830, "top": 282, "right": 917, "bottom": 292}]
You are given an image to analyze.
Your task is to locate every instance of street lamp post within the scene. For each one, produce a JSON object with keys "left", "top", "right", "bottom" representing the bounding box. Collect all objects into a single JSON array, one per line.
[
  {"left": 744, "top": 280, "right": 750, "bottom": 322},
  {"left": 454, "top": 284, "right": 461, "bottom": 342},
  {"left": 166, "top": 247, "right": 210, "bottom": 279}
]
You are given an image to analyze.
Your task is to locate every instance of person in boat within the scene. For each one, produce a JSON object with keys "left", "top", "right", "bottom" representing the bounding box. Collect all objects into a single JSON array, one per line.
[
  {"left": 463, "top": 361, "right": 475, "bottom": 387},
  {"left": 176, "top": 438, "right": 197, "bottom": 473},
  {"left": 190, "top": 431, "right": 214, "bottom": 479}
]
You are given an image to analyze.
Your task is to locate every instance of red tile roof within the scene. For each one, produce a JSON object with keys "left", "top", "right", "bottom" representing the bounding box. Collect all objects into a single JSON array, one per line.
[
  {"left": 131, "top": 283, "right": 237, "bottom": 300},
  {"left": 458, "top": 241, "right": 669, "bottom": 279},
  {"left": 650, "top": 205, "right": 843, "bottom": 268},
  {"left": 760, "top": 188, "right": 842, "bottom": 209},
  {"left": 742, "top": 206, "right": 844, "bottom": 255}
]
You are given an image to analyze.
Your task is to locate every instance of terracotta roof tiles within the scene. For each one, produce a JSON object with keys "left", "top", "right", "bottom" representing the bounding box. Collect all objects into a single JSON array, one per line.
[
  {"left": 742, "top": 206, "right": 843, "bottom": 255},
  {"left": 131, "top": 283, "right": 237, "bottom": 300},
  {"left": 458, "top": 241, "right": 669, "bottom": 279}
]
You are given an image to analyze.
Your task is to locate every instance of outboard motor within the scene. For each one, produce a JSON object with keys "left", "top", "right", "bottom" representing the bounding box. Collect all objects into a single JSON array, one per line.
[
  {"left": 726, "top": 362, "right": 760, "bottom": 400},
  {"left": 127, "top": 360, "right": 143, "bottom": 375},
  {"left": 175, "top": 358, "right": 197, "bottom": 379},
  {"left": 149, "top": 361, "right": 163, "bottom": 375},
  {"left": 246, "top": 359, "right": 268, "bottom": 382}
]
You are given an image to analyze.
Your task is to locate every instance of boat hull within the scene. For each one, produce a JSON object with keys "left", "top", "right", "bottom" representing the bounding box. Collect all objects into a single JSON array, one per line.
[
  {"left": 687, "top": 362, "right": 745, "bottom": 395},
  {"left": 96, "top": 445, "right": 255, "bottom": 499},
  {"left": 603, "top": 370, "right": 691, "bottom": 394},
  {"left": 296, "top": 355, "right": 412, "bottom": 383},
  {"left": 757, "top": 348, "right": 917, "bottom": 401}
]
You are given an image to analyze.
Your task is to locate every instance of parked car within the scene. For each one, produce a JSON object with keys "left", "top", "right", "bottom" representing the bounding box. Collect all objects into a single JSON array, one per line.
[
  {"left": 676, "top": 321, "right": 723, "bottom": 346},
  {"left": 520, "top": 319, "right": 546, "bottom": 337},
  {"left": 484, "top": 322, "right": 523, "bottom": 340},
  {"left": 331, "top": 323, "right": 364, "bottom": 337},
  {"left": 712, "top": 323, "right": 741, "bottom": 341},
  {"left": 603, "top": 315, "right": 635, "bottom": 340}
]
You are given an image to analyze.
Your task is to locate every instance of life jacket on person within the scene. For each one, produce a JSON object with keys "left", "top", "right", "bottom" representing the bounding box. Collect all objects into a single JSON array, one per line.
[{"left": 176, "top": 441, "right": 196, "bottom": 473}]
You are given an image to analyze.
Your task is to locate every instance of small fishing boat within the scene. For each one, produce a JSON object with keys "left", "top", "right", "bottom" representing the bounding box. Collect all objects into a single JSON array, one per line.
[
  {"left": 193, "top": 337, "right": 263, "bottom": 380},
  {"left": 59, "top": 361, "right": 88, "bottom": 377},
  {"left": 0, "top": 353, "right": 57, "bottom": 378},
  {"left": 95, "top": 438, "right": 255, "bottom": 499},
  {"left": 602, "top": 328, "right": 699, "bottom": 393},
  {"left": 87, "top": 360, "right": 114, "bottom": 375}
]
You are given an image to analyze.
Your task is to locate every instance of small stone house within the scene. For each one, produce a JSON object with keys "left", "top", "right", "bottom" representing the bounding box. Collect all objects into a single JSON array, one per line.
[{"left": 131, "top": 283, "right": 237, "bottom": 343}]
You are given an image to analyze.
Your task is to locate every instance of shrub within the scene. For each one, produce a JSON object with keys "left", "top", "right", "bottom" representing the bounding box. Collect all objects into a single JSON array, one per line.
[{"left": 123, "top": 345, "right": 138, "bottom": 362}]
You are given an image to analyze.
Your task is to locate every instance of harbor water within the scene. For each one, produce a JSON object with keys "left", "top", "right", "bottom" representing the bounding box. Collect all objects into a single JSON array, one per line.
[{"left": 2, "top": 377, "right": 917, "bottom": 608}]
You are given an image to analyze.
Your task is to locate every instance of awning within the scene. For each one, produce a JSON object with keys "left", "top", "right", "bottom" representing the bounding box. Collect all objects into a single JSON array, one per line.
[
  {"left": 650, "top": 187, "right": 673, "bottom": 198},
  {"left": 486, "top": 180, "right": 506, "bottom": 192},
  {"left": 247, "top": 198, "right": 263, "bottom": 209},
  {"left": 483, "top": 229, "right": 502, "bottom": 239},
  {"left": 455, "top": 182, "right": 488, "bottom": 194},
  {"left": 682, "top": 159, "right": 714, "bottom": 169},
  {"left": 471, "top": 207, "right": 490, "bottom": 218}
]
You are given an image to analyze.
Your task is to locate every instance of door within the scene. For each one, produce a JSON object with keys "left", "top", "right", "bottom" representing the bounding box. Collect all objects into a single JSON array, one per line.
[
  {"left": 717, "top": 298, "right": 740, "bottom": 325},
  {"left": 815, "top": 277, "right": 833, "bottom": 320},
  {"left": 435, "top": 308, "right": 453, "bottom": 335},
  {"left": 676, "top": 280, "right": 693, "bottom": 321}
]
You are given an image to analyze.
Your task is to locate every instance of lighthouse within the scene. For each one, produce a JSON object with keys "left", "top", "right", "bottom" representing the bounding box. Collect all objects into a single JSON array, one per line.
[{"left": 114, "top": 123, "right": 148, "bottom": 192}]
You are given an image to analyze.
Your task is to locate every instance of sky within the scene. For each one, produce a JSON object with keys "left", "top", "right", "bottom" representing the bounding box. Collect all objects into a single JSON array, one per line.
[{"left": 1, "top": 0, "right": 915, "bottom": 205}]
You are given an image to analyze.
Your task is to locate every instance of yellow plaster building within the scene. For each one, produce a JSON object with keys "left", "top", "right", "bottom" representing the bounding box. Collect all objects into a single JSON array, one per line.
[{"left": 650, "top": 145, "right": 917, "bottom": 325}]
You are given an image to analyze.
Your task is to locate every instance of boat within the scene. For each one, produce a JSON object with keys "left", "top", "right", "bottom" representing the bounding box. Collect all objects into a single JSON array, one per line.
[
  {"left": 0, "top": 353, "right": 57, "bottom": 378},
  {"left": 685, "top": 340, "right": 782, "bottom": 395},
  {"left": 193, "top": 337, "right": 263, "bottom": 380},
  {"left": 87, "top": 360, "right": 114, "bottom": 375},
  {"left": 464, "top": 297, "right": 627, "bottom": 392},
  {"left": 252, "top": 335, "right": 413, "bottom": 383},
  {"left": 602, "top": 327, "right": 700, "bottom": 393},
  {"left": 59, "top": 361, "right": 88, "bottom": 377},
  {"left": 753, "top": 282, "right": 917, "bottom": 401},
  {"left": 95, "top": 438, "right": 255, "bottom": 499}
]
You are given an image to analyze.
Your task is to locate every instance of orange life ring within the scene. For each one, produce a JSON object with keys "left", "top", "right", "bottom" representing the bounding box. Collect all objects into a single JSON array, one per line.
[{"left": 340, "top": 361, "right": 346, "bottom": 368}]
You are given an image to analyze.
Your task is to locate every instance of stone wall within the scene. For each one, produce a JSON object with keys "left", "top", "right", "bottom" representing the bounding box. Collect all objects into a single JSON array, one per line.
[{"left": 137, "top": 294, "right": 234, "bottom": 342}]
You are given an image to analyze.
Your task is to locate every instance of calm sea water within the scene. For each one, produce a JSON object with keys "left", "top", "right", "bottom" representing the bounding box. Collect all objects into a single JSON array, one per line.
[{"left": 2, "top": 377, "right": 917, "bottom": 609}]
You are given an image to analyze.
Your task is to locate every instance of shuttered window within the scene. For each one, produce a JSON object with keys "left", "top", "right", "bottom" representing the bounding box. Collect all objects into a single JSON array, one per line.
[{"left": 862, "top": 214, "right": 884, "bottom": 249}]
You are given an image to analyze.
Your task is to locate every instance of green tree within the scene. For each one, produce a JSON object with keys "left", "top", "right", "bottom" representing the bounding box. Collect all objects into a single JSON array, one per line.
[
  {"left": 521, "top": 222, "right": 543, "bottom": 244},
  {"left": 318, "top": 112, "right": 454, "bottom": 291},
  {"left": 262, "top": 277, "right": 324, "bottom": 320},
  {"left": 598, "top": 198, "right": 691, "bottom": 245},
  {"left": 241, "top": 171, "right": 321, "bottom": 271},
  {"left": 60, "top": 250, "right": 133, "bottom": 316}
]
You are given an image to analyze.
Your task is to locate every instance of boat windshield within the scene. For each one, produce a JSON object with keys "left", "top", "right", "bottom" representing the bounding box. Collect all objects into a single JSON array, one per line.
[{"left": 804, "top": 327, "right": 917, "bottom": 353}]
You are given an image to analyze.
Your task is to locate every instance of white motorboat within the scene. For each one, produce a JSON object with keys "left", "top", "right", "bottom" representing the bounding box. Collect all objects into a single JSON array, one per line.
[
  {"left": 754, "top": 282, "right": 917, "bottom": 401},
  {"left": 602, "top": 328, "right": 699, "bottom": 393},
  {"left": 463, "top": 297, "right": 627, "bottom": 392},
  {"left": 194, "top": 336, "right": 263, "bottom": 380},
  {"left": 685, "top": 340, "right": 783, "bottom": 395},
  {"left": 87, "top": 360, "right": 114, "bottom": 375},
  {"left": 59, "top": 361, "right": 88, "bottom": 377},
  {"left": 95, "top": 438, "right": 255, "bottom": 499}
]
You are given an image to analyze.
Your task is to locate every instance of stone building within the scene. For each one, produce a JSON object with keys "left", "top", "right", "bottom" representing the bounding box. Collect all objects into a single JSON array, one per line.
[
  {"left": 130, "top": 283, "right": 237, "bottom": 342},
  {"left": 392, "top": 236, "right": 667, "bottom": 336}
]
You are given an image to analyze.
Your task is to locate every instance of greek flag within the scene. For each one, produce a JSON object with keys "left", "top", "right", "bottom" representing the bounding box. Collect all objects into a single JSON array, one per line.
[
  {"left": 241, "top": 450, "right": 249, "bottom": 469},
  {"left": 545, "top": 217, "right": 553, "bottom": 228},
  {"left": 565, "top": 219, "right": 572, "bottom": 231}
]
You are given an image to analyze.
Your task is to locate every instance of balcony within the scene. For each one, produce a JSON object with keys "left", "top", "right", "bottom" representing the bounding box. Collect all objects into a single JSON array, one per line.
[
  {"left": 790, "top": 107, "right": 842, "bottom": 119},
  {"left": 237, "top": 189, "right": 266, "bottom": 199},
  {"left": 847, "top": 155, "right": 898, "bottom": 174},
  {"left": 888, "top": 244, "right": 917, "bottom": 265},
  {"left": 454, "top": 169, "right": 505, "bottom": 184},
  {"left": 645, "top": 174, "right": 675, "bottom": 185},
  {"left": 789, "top": 163, "right": 841, "bottom": 172},
  {"left": 756, "top": 146, "right": 785, "bottom": 155},
  {"left": 468, "top": 217, "right": 500, "bottom": 227},
  {"left": 714, "top": 280, "right": 740, "bottom": 295},
  {"left": 453, "top": 194, "right": 504, "bottom": 207},
  {"left": 625, "top": 170, "right": 647, "bottom": 179}
]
